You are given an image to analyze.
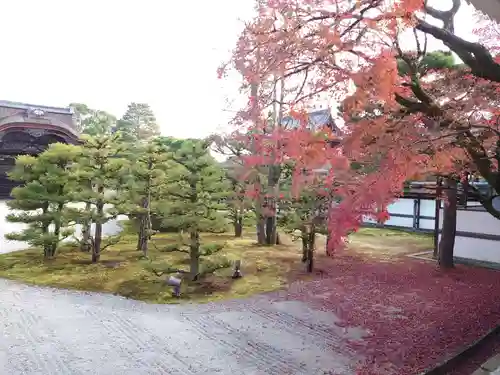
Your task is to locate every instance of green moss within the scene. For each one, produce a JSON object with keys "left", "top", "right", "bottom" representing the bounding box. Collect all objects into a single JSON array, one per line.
[
  {"left": 0, "top": 227, "right": 433, "bottom": 303},
  {"left": 0, "top": 232, "right": 302, "bottom": 304}
]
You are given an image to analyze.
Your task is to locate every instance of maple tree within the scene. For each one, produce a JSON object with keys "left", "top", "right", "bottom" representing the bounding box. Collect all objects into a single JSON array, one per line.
[{"left": 220, "top": 0, "right": 500, "bottom": 265}]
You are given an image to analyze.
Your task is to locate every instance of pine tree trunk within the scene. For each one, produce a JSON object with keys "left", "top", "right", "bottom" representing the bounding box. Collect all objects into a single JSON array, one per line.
[
  {"left": 81, "top": 201, "right": 92, "bottom": 252},
  {"left": 137, "top": 214, "right": 148, "bottom": 257},
  {"left": 438, "top": 178, "right": 457, "bottom": 269},
  {"left": 137, "top": 197, "right": 149, "bottom": 257},
  {"left": 41, "top": 203, "right": 52, "bottom": 259},
  {"left": 234, "top": 216, "right": 243, "bottom": 237},
  {"left": 301, "top": 233, "right": 308, "bottom": 262},
  {"left": 189, "top": 230, "right": 200, "bottom": 281},
  {"left": 92, "top": 222, "right": 102, "bottom": 263},
  {"left": 306, "top": 230, "right": 315, "bottom": 273},
  {"left": 50, "top": 202, "right": 64, "bottom": 258},
  {"left": 92, "top": 196, "right": 104, "bottom": 264}
]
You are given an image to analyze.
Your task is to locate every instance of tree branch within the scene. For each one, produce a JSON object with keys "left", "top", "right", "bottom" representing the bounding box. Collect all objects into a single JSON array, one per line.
[
  {"left": 415, "top": 19, "right": 500, "bottom": 82},
  {"left": 151, "top": 241, "right": 190, "bottom": 254}
]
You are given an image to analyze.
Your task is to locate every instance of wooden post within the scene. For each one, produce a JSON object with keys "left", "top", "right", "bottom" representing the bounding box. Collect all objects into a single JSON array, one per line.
[
  {"left": 413, "top": 198, "right": 421, "bottom": 230},
  {"left": 460, "top": 172, "right": 469, "bottom": 208},
  {"left": 433, "top": 177, "right": 442, "bottom": 258}
]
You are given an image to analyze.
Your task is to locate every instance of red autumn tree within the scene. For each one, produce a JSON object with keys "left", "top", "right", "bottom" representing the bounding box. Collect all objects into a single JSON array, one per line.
[{"left": 220, "top": 0, "right": 500, "bottom": 266}]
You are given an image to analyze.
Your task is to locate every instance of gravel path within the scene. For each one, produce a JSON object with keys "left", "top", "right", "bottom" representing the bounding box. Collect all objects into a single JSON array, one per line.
[{"left": 0, "top": 279, "right": 363, "bottom": 375}]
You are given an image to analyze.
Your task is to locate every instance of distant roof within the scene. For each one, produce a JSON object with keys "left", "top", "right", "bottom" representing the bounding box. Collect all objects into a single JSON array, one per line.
[
  {"left": 0, "top": 100, "right": 74, "bottom": 115},
  {"left": 281, "top": 108, "right": 340, "bottom": 132}
]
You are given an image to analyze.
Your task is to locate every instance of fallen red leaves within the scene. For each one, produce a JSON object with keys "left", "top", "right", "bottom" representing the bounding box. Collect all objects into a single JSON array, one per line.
[{"left": 272, "top": 252, "right": 500, "bottom": 374}]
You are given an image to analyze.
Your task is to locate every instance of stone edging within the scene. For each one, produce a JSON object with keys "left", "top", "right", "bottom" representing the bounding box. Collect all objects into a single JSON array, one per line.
[
  {"left": 419, "top": 324, "right": 500, "bottom": 375},
  {"left": 472, "top": 353, "right": 500, "bottom": 374}
]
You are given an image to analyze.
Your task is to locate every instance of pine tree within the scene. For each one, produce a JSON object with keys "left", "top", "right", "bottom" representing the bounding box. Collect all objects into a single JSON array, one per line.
[
  {"left": 69, "top": 102, "right": 116, "bottom": 136},
  {"left": 278, "top": 171, "right": 329, "bottom": 272},
  {"left": 5, "top": 143, "right": 80, "bottom": 258},
  {"left": 222, "top": 157, "right": 254, "bottom": 237},
  {"left": 68, "top": 134, "right": 128, "bottom": 263},
  {"left": 115, "top": 102, "right": 160, "bottom": 142},
  {"left": 118, "top": 141, "right": 168, "bottom": 257},
  {"left": 158, "top": 139, "right": 231, "bottom": 280}
]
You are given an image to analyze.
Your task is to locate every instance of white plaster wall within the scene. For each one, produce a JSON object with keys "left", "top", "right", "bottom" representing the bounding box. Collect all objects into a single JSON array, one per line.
[
  {"left": 385, "top": 216, "right": 413, "bottom": 227},
  {"left": 387, "top": 199, "right": 414, "bottom": 215},
  {"left": 438, "top": 209, "right": 500, "bottom": 264},
  {"left": 0, "top": 201, "right": 126, "bottom": 254},
  {"left": 420, "top": 199, "right": 436, "bottom": 217},
  {"left": 361, "top": 197, "right": 500, "bottom": 264},
  {"left": 448, "top": 209, "right": 500, "bottom": 237},
  {"left": 362, "top": 198, "right": 436, "bottom": 229},
  {"left": 419, "top": 218, "right": 435, "bottom": 230},
  {"left": 438, "top": 234, "right": 500, "bottom": 264},
  {"left": 362, "top": 214, "right": 414, "bottom": 227}
]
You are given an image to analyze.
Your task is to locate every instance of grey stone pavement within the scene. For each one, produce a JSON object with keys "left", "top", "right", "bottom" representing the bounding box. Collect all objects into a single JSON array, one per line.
[
  {"left": 473, "top": 354, "right": 500, "bottom": 374},
  {"left": 0, "top": 200, "right": 366, "bottom": 374}
]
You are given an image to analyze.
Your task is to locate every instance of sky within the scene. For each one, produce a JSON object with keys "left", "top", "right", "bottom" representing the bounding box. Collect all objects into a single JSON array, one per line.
[
  {"left": 0, "top": 0, "right": 255, "bottom": 139},
  {"left": 0, "top": 0, "right": 479, "bottom": 139}
]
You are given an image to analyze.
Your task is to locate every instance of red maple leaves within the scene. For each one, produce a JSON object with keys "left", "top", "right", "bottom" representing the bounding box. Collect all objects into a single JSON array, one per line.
[
  {"left": 270, "top": 250, "right": 500, "bottom": 374},
  {"left": 218, "top": 0, "right": 500, "bottom": 253}
]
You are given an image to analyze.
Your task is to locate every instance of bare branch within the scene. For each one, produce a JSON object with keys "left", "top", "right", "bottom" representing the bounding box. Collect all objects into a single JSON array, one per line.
[
  {"left": 415, "top": 18, "right": 500, "bottom": 82},
  {"left": 424, "top": 0, "right": 461, "bottom": 33}
]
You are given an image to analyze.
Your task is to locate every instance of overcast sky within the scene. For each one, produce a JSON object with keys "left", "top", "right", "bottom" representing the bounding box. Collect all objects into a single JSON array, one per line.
[{"left": 0, "top": 0, "right": 478, "bottom": 139}]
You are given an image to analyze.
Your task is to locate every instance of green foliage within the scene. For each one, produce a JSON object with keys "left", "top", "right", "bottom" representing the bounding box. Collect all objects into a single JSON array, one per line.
[
  {"left": 278, "top": 165, "right": 331, "bottom": 232},
  {"left": 66, "top": 134, "right": 129, "bottom": 262},
  {"left": 119, "top": 142, "right": 168, "bottom": 214},
  {"left": 70, "top": 103, "right": 116, "bottom": 136},
  {"left": 155, "top": 138, "right": 231, "bottom": 279},
  {"left": 278, "top": 187, "right": 325, "bottom": 232},
  {"left": 200, "top": 242, "right": 225, "bottom": 256},
  {"left": 158, "top": 139, "right": 231, "bottom": 233},
  {"left": 397, "top": 50, "right": 456, "bottom": 76},
  {"left": 6, "top": 143, "right": 81, "bottom": 258},
  {"left": 200, "top": 255, "right": 232, "bottom": 276},
  {"left": 115, "top": 102, "right": 160, "bottom": 142},
  {"left": 118, "top": 141, "right": 170, "bottom": 255},
  {"left": 224, "top": 163, "right": 254, "bottom": 234},
  {"left": 155, "top": 136, "right": 189, "bottom": 151}
]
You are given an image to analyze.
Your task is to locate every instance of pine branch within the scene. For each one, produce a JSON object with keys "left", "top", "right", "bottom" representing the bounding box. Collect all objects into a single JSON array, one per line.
[
  {"left": 151, "top": 241, "right": 190, "bottom": 254},
  {"left": 100, "top": 234, "right": 123, "bottom": 252}
]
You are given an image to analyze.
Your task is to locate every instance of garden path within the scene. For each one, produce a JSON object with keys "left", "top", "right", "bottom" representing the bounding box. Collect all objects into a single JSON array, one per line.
[{"left": 0, "top": 278, "right": 362, "bottom": 374}]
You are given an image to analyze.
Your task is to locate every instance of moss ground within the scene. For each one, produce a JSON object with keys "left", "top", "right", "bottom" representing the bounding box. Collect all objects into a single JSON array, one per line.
[{"left": 0, "top": 227, "right": 433, "bottom": 303}]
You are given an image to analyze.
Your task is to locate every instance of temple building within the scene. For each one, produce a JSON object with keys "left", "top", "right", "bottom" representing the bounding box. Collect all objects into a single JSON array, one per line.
[{"left": 0, "top": 100, "right": 80, "bottom": 198}]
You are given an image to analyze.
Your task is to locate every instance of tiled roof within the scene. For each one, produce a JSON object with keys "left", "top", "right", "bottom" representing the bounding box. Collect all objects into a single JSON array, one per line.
[
  {"left": 281, "top": 108, "right": 340, "bottom": 132},
  {"left": 0, "top": 100, "right": 74, "bottom": 115}
]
